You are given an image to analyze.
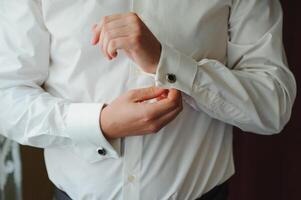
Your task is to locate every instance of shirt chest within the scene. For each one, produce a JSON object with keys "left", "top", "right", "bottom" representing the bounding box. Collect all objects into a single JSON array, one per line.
[{"left": 41, "top": 0, "right": 230, "bottom": 63}]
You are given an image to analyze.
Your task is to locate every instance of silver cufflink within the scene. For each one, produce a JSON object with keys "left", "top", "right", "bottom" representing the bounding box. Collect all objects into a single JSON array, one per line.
[
  {"left": 166, "top": 73, "right": 176, "bottom": 83},
  {"left": 97, "top": 147, "right": 106, "bottom": 156}
]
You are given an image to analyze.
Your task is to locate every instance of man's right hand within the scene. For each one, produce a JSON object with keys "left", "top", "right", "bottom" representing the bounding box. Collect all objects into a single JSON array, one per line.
[{"left": 99, "top": 87, "right": 183, "bottom": 140}]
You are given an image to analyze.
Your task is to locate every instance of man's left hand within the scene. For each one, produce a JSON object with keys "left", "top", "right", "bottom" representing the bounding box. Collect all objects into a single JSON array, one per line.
[{"left": 91, "top": 12, "right": 161, "bottom": 74}]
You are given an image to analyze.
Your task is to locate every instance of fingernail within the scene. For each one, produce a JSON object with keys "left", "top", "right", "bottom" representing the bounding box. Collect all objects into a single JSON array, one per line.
[{"left": 91, "top": 38, "right": 96, "bottom": 45}]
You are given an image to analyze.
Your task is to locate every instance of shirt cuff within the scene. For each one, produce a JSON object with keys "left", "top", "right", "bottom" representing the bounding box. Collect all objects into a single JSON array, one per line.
[
  {"left": 155, "top": 43, "right": 198, "bottom": 95},
  {"left": 65, "top": 103, "right": 121, "bottom": 163}
]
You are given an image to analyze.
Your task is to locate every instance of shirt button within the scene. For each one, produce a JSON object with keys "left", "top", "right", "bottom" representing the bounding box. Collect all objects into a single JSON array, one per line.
[
  {"left": 127, "top": 175, "right": 136, "bottom": 182},
  {"left": 166, "top": 73, "right": 176, "bottom": 83},
  {"left": 97, "top": 147, "right": 106, "bottom": 156}
]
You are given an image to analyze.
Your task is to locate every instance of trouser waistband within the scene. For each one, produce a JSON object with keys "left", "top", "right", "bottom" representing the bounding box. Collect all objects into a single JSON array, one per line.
[{"left": 54, "top": 180, "right": 229, "bottom": 200}]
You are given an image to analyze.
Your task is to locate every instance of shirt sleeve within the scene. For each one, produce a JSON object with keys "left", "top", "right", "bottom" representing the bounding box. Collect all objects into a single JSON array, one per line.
[
  {"left": 0, "top": 0, "right": 121, "bottom": 163},
  {"left": 155, "top": 0, "right": 296, "bottom": 135}
]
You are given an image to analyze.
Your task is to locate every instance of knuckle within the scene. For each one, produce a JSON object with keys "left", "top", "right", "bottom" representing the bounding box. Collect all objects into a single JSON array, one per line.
[
  {"left": 149, "top": 123, "right": 160, "bottom": 133},
  {"left": 102, "top": 16, "right": 109, "bottom": 23}
]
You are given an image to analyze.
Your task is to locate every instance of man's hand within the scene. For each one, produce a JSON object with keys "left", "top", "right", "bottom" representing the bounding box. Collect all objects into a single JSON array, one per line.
[
  {"left": 100, "top": 87, "right": 183, "bottom": 140},
  {"left": 91, "top": 12, "right": 162, "bottom": 74}
]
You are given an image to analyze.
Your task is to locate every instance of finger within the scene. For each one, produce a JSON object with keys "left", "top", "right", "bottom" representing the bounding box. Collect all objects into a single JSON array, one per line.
[
  {"left": 103, "top": 26, "right": 133, "bottom": 58},
  {"left": 101, "top": 13, "right": 131, "bottom": 24},
  {"left": 100, "top": 24, "right": 133, "bottom": 59},
  {"left": 155, "top": 91, "right": 169, "bottom": 101},
  {"left": 106, "top": 36, "right": 132, "bottom": 58},
  {"left": 155, "top": 93, "right": 168, "bottom": 101},
  {"left": 91, "top": 14, "right": 124, "bottom": 46},
  {"left": 107, "top": 34, "right": 142, "bottom": 58},
  {"left": 151, "top": 89, "right": 181, "bottom": 107},
  {"left": 92, "top": 12, "right": 138, "bottom": 46},
  {"left": 102, "top": 12, "right": 140, "bottom": 25},
  {"left": 166, "top": 89, "right": 182, "bottom": 102},
  {"left": 142, "top": 89, "right": 182, "bottom": 119},
  {"left": 100, "top": 17, "right": 132, "bottom": 31},
  {"left": 91, "top": 24, "right": 101, "bottom": 45},
  {"left": 101, "top": 31, "right": 110, "bottom": 60},
  {"left": 99, "top": 27, "right": 112, "bottom": 59},
  {"left": 149, "top": 106, "right": 182, "bottom": 133},
  {"left": 128, "top": 87, "right": 168, "bottom": 102}
]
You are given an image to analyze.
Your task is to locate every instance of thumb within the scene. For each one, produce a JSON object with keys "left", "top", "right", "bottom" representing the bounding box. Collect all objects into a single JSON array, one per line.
[{"left": 129, "top": 86, "right": 168, "bottom": 102}]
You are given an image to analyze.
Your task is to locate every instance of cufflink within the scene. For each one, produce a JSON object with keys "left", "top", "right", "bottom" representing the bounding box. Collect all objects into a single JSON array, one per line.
[
  {"left": 97, "top": 147, "right": 106, "bottom": 156},
  {"left": 166, "top": 73, "right": 176, "bottom": 83}
]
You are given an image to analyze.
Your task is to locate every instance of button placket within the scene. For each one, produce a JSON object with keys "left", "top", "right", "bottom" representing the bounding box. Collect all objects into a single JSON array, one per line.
[
  {"left": 122, "top": 135, "right": 142, "bottom": 200},
  {"left": 121, "top": 2, "right": 143, "bottom": 199}
]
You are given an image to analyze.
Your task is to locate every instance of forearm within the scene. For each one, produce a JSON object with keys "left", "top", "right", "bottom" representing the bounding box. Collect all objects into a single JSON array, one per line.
[{"left": 154, "top": 42, "right": 296, "bottom": 135}]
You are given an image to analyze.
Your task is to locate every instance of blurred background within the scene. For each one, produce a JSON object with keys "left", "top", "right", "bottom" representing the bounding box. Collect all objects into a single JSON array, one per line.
[
  {"left": 229, "top": 1, "right": 301, "bottom": 200},
  {"left": 1, "top": 0, "right": 300, "bottom": 200}
]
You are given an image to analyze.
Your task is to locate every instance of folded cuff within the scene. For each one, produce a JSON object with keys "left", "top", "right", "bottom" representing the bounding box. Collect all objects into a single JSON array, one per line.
[
  {"left": 65, "top": 103, "right": 121, "bottom": 163},
  {"left": 155, "top": 43, "right": 198, "bottom": 95}
]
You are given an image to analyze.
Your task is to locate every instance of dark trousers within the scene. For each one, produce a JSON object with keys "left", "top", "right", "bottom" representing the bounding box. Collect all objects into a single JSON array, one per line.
[
  {"left": 195, "top": 181, "right": 228, "bottom": 200},
  {"left": 54, "top": 181, "right": 228, "bottom": 200}
]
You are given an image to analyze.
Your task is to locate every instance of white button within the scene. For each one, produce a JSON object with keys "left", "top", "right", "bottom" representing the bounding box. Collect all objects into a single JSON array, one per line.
[{"left": 127, "top": 175, "right": 136, "bottom": 182}]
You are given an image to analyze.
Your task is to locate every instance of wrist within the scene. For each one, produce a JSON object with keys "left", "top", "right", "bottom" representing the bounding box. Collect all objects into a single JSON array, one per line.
[
  {"left": 151, "top": 43, "right": 162, "bottom": 74},
  {"left": 99, "top": 104, "right": 115, "bottom": 140}
]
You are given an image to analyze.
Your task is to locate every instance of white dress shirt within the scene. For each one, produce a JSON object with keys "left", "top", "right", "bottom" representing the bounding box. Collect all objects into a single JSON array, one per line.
[{"left": 0, "top": 0, "right": 296, "bottom": 199}]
